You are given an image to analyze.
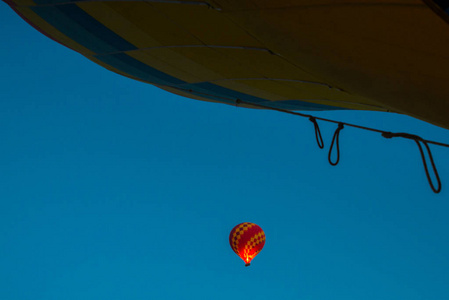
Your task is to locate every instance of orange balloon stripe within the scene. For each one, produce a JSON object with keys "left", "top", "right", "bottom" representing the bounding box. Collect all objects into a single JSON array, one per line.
[{"left": 242, "top": 231, "right": 265, "bottom": 261}]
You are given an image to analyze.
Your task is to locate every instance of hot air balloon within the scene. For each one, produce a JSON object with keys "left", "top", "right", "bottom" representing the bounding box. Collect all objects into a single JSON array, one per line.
[
  {"left": 229, "top": 222, "right": 265, "bottom": 266},
  {"left": 4, "top": 0, "right": 449, "bottom": 130}
]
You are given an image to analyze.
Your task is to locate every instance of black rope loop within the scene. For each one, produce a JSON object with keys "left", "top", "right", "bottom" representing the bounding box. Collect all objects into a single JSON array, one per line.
[
  {"left": 227, "top": 97, "right": 448, "bottom": 194},
  {"left": 382, "top": 132, "right": 441, "bottom": 193},
  {"left": 328, "top": 123, "right": 344, "bottom": 166},
  {"left": 309, "top": 117, "right": 324, "bottom": 149}
]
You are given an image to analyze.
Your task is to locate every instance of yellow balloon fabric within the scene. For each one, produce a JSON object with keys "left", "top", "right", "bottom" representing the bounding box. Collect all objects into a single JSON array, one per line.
[{"left": 5, "top": 0, "right": 449, "bottom": 129}]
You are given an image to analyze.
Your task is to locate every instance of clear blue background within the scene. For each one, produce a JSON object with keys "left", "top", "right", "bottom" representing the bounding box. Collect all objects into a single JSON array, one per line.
[{"left": 1, "top": 4, "right": 449, "bottom": 299}]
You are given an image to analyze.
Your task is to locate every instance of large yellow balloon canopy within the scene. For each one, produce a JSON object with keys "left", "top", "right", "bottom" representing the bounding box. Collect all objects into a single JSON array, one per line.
[{"left": 5, "top": 0, "right": 449, "bottom": 129}]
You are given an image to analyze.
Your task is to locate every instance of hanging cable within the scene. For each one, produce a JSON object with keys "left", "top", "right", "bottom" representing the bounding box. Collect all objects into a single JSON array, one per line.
[
  {"left": 235, "top": 98, "right": 448, "bottom": 192},
  {"left": 169, "top": 87, "right": 449, "bottom": 193},
  {"left": 236, "top": 99, "right": 447, "bottom": 193},
  {"left": 309, "top": 117, "right": 324, "bottom": 149},
  {"left": 232, "top": 99, "right": 449, "bottom": 148},
  {"left": 382, "top": 132, "right": 442, "bottom": 193},
  {"left": 328, "top": 123, "right": 344, "bottom": 166}
]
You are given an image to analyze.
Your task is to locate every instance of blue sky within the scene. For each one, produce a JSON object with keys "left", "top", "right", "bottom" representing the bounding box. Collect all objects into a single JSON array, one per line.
[{"left": 2, "top": 4, "right": 449, "bottom": 300}]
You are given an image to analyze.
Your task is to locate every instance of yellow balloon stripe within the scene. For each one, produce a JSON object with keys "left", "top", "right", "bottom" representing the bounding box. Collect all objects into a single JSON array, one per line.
[{"left": 231, "top": 222, "right": 254, "bottom": 253}]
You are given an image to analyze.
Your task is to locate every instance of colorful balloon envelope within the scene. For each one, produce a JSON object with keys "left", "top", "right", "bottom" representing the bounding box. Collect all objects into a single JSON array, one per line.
[
  {"left": 4, "top": 1, "right": 449, "bottom": 129},
  {"left": 229, "top": 222, "right": 265, "bottom": 266}
]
